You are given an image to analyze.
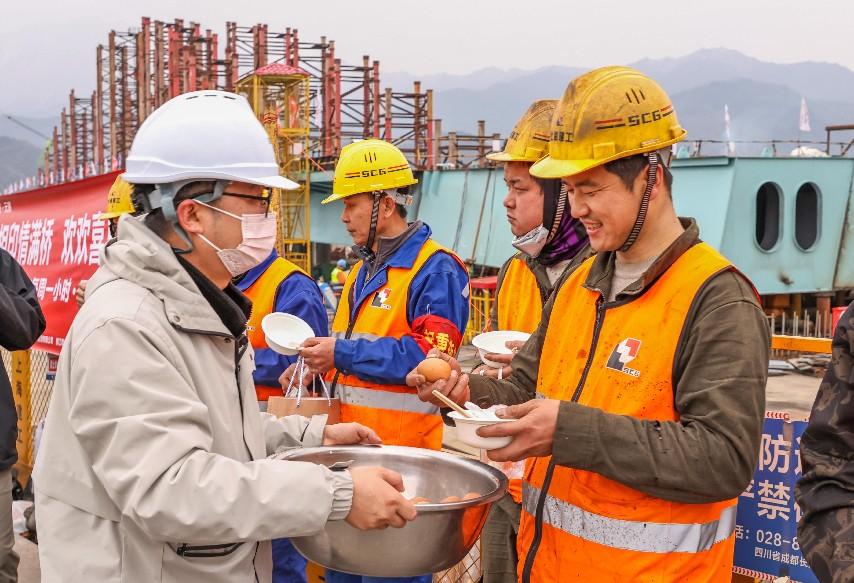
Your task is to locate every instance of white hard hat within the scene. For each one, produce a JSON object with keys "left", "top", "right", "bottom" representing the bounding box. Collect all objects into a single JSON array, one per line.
[{"left": 123, "top": 90, "right": 298, "bottom": 190}]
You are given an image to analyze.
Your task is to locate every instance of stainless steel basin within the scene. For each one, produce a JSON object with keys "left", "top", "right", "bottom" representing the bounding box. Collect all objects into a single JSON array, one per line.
[{"left": 281, "top": 445, "right": 508, "bottom": 577}]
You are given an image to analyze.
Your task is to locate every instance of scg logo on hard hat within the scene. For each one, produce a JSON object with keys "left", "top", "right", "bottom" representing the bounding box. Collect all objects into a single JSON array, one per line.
[
  {"left": 324, "top": 140, "right": 417, "bottom": 203},
  {"left": 531, "top": 66, "right": 686, "bottom": 179}
]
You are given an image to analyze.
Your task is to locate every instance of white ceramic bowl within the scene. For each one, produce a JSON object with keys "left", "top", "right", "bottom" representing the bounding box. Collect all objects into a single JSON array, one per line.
[
  {"left": 448, "top": 411, "right": 514, "bottom": 450},
  {"left": 261, "top": 313, "right": 315, "bottom": 356},
  {"left": 471, "top": 330, "right": 531, "bottom": 368}
]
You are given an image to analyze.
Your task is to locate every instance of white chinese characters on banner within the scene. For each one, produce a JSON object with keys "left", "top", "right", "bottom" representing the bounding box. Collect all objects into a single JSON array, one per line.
[
  {"left": 0, "top": 171, "right": 123, "bottom": 355},
  {"left": 757, "top": 480, "right": 791, "bottom": 521},
  {"left": 89, "top": 221, "right": 107, "bottom": 265},
  {"left": 31, "top": 277, "right": 74, "bottom": 304},
  {"left": 0, "top": 219, "right": 55, "bottom": 267},
  {"left": 734, "top": 418, "right": 818, "bottom": 583},
  {"left": 59, "top": 213, "right": 107, "bottom": 266},
  {"left": 759, "top": 433, "right": 792, "bottom": 474}
]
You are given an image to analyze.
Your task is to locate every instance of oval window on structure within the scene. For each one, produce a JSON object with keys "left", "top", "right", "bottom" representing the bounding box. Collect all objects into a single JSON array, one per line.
[
  {"left": 755, "top": 182, "right": 782, "bottom": 251},
  {"left": 794, "top": 183, "right": 820, "bottom": 250}
]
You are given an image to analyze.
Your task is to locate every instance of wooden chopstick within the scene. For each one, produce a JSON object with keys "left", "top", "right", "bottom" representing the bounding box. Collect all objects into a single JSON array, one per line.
[{"left": 432, "top": 390, "right": 473, "bottom": 418}]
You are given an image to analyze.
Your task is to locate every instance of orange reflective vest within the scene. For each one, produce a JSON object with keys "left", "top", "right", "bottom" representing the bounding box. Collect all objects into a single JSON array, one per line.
[
  {"left": 330, "top": 267, "right": 348, "bottom": 285},
  {"left": 492, "top": 256, "right": 546, "bottom": 504},
  {"left": 243, "top": 257, "right": 306, "bottom": 402},
  {"left": 496, "top": 256, "right": 546, "bottom": 334},
  {"left": 328, "top": 239, "right": 465, "bottom": 450},
  {"left": 519, "top": 242, "right": 738, "bottom": 583}
]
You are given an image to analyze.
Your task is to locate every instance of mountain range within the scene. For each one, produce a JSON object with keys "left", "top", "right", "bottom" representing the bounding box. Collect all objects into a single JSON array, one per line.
[
  {"left": 5, "top": 48, "right": 854, "bottom": 189},
  {"left": 427, "top": 48, "right": 854, "bottom": 149}
]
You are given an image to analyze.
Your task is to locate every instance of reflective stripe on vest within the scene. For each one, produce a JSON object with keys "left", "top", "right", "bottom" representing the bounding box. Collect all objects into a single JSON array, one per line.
[
  {"left": 522, "top": 483, "right": 737, "bottom": 554},
  {"left": 496, "top": 257, "right": 543, "bottom": 334},
  {"left": 331, "top": 331, "right": 379, "bottom": 342},
  {"left": 336, "top": 384, "right": 440, "bottom": 416}
]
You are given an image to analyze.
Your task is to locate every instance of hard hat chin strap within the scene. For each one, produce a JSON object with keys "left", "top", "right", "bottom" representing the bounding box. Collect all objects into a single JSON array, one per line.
[
  {"left": 366, "top": 191, "right": 382, "bottom": 252},
  {"left": 355, "top": 191, "right": 383, "bottom": 263},
  {"left": 149, "top": 180, "right": 228, "bottom": 254},
  {"left": 618, "top": 152, "right": 658, "bottom": 253}
]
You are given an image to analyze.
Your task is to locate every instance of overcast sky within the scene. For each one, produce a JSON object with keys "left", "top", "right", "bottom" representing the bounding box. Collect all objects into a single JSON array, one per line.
[{"left": 2, "top": 0, "right": 851, "bottom": 117}]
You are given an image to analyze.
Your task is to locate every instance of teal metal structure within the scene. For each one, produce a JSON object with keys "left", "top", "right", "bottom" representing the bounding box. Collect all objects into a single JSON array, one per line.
[{"left": 309, "top": 157, "right": 854, "bottom": 295}]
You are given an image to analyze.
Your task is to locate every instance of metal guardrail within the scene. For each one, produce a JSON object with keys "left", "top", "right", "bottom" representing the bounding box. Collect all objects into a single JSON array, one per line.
[
  {"left": 770, "top": 335, "right": 832, "bottom": 354},
  {"left": 464, "top": 290, "right": 492, "bottom": 345},
  {"left": 1, "top": 349, "right": 54, "bottom": 482}
]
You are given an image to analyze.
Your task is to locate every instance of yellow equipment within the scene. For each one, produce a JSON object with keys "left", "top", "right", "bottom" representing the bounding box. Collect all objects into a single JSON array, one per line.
[
  {"left": 487, "top": 99, "right": 556, "bottom": 163},
  {"left": 96, "top": 176, "right": 136, "bottom": 220},
  {"left": 322, "top": 139, "right": 417, "bottom": 204},
  {"left": 531, "top": 66, "right": 686, "bottom": 179}
]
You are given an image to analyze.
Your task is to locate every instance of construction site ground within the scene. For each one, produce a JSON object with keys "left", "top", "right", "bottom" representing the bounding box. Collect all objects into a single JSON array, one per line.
[{"left": 12, "top": 348, "right": 824, "bottom": 582}]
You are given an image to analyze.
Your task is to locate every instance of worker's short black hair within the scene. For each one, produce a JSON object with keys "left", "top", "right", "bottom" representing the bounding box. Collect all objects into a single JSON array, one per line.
[{"left": 603, "top": 153, "right": 673, "bottom": 192}]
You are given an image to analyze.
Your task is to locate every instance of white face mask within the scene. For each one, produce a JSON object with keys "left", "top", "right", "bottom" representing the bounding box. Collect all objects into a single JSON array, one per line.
[
  {"left": 195, "top": 201, "right": 277, "bottom": 277},
  {"left": 511, "top": 224, "right": 549, "bottom": 258}
]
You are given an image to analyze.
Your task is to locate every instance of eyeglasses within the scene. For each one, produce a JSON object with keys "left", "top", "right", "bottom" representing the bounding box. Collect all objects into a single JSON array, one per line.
[{"left": 221, "top": 190, "right": 272, "bottom": 216}]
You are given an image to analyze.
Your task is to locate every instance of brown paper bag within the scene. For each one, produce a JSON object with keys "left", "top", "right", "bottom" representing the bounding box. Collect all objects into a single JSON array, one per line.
[{"left": 267, "top": 396, "right": 340, "bottom": 425}]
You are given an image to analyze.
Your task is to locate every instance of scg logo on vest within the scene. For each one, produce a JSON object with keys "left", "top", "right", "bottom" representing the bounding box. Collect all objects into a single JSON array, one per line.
[
  {"left": 371, "top": 288, "right": 393, "bottom": 310},
  {"left": 606, "top": 338, "right": 641, "bottom": 378}
]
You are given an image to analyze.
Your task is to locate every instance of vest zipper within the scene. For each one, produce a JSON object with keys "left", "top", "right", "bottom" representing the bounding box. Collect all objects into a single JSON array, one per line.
[
  {"left": 330, "top": 281, "right": 361, "bottom": 396},
  {"left": 522, "top": 294, "right": 606, "bottom": 583}
]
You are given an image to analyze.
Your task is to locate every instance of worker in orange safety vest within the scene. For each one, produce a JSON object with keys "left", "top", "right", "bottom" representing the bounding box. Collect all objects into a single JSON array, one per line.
[
  {"left": 409, "top": 67, "right": 768, "bottom": 583},
  {"left": 474, "top": 99, "right": 592, "bottom": 583},
  {"left": 293, "top": 139, "right": 470, "bottom": 583}
]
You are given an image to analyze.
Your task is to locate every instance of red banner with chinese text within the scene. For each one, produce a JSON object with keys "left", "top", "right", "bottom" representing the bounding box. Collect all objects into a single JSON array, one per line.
[{"left": 0, "top": 172, "right": 121, "bottom": 354}]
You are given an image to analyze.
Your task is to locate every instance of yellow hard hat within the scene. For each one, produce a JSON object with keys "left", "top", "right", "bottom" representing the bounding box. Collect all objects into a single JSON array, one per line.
[
  {"left": 96, "top": 176, "right": 136, "bottom": 219},
  {"left": 531, "top": 66, "right": 686, "bottom": 179},
  {"left": 487, "top": 99, "right": 556, "bottom": 163},
  {"left": 322, "top": 139, "right": 417, "bottom": 204}
]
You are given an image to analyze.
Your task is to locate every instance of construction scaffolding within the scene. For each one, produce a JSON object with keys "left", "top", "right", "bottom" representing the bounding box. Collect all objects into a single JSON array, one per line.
[
  {"left": 35, "top": 17, "right": 453, "bottom": 182},
  {"left": 14, "top": 16, "right": 501, "bottom": 260},
  {"left": 434, "top": 119, "right": 502, "bottom": 169},
  {"left": 236, "top": 64, "right": 313, "bottom": 272}
]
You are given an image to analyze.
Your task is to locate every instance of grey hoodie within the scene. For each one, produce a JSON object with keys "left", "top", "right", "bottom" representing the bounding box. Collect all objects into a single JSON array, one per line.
[{"left": 34, "top": 216, "right": 352, "bottom": 583}]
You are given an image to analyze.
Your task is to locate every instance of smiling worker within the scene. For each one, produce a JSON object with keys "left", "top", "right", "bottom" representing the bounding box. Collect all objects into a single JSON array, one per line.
[{"left": 408, "top": 67, "right": 768, "bottom": 583}]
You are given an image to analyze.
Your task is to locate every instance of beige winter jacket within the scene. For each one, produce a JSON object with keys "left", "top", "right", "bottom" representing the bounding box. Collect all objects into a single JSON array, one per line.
[{"left": 33, "top": 216, "right": 353, "bottom": 582}]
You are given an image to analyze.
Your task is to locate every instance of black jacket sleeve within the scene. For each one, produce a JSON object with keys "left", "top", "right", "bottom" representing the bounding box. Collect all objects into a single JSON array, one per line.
[
  {"left": 795, "top": 303, "right": 854, "bottom": 583},
  {"left": 0, "top": 248, "right": 46, "bottom": 351}
]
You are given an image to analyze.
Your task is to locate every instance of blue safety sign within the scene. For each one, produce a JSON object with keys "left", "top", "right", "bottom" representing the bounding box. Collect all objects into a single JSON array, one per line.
[{"left": 732, "top": 415, "right": 818, "bottom": 583}]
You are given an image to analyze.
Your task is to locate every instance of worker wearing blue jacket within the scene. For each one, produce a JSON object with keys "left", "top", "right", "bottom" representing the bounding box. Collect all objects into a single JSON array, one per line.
[
  {"left": 296, "top": 139, "right": 470, "bottom": 583},
  {"left": 237, "top": 248, "right": 328, "bottom": 395},
  {"left": 236, "top": 247, "right": 328, "bottom": 583}
]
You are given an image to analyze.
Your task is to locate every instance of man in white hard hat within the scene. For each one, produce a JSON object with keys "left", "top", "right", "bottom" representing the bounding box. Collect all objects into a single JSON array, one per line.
[{"left": 33, "top": 90, "right": 416, "bottom": 582}]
